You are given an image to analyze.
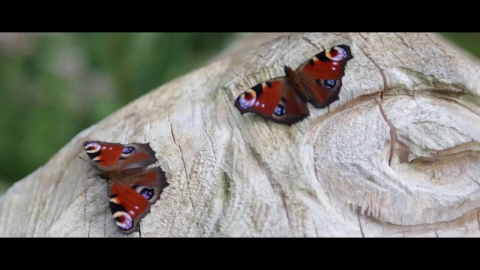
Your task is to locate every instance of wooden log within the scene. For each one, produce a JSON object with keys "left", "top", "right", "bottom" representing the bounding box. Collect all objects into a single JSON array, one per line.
[{"left": 1, "top": 33, "right": 479, "bottom": 237}]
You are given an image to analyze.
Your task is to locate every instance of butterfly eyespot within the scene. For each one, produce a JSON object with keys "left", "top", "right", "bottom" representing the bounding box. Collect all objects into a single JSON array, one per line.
[
  {"left": 325, "top": 80, "right": 336, "bottom": 89},
  {"left": 84, "top": 142, "right": 101, "bottom": 153},
  {"left": 113, "top": 211, "right": 133, "bottom": 230},
  {"left": 274, "top": 104, "right": 286, "bottom": 116},
  {"left": 120, "top": 146, "right": 136, "bottom": 158},
  {"left": 140, "top": 187, "right": 155, "bottom": 200},
  {"left": 327, "top": 46, "right": 348, "bottom": 61},
  {"left": 238, "top": 89, "right": 257, "bottom": 109},
  {"left": 122, "top": 146, "right": 135, "bottom": 154}
]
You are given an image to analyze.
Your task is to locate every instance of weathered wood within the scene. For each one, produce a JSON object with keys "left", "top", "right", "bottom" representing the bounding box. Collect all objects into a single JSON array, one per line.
[{"left": 1, "top": 33, "right": 480, "bottom": 237}]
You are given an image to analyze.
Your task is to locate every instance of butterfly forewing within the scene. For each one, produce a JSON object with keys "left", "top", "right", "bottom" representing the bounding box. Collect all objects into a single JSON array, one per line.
[
  {"left": 83, "top": 141, "right": 124, "bottom": 170},
  {"left": 117, "top": 143, "right": 158, "bottom": 170},
  {"left": 298, "top": 45, "right": 352, "bottom": 80},
  {"left": 297, "top": 45, "right": 353, "bottom": 108},
  {"left": 234, "top": 80, "right": 283, "bottom": 117}
]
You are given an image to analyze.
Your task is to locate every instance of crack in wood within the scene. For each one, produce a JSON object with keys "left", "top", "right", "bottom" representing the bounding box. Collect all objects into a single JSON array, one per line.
[
  {"left": 379, "top": 36, "right": 408, "bottom": 67},
  {"left": 358, "top": 34, "right": 389, "bottom": 99},
  {"left": 88, "top": 219, "right": 92, "bottom": 238},
  {"left": 168, "top": 116, "right": 196, "bottom": 218},
  {"left": 301, "top": 36, "right": 321, "bottom": 51},
  {"left": 200, "top": 108, "right": 217, "bottom": 159},
  {"left": 246, "top": 143, "right": 294, "bottom": 235},
  {"left": 394, "top": 33, "right": 427, "bottom": 63},
  {"left": 45, "top": 156, "right": 78, "bottom": 235},
  {"left": 84, "top": 189, "right": 87, "bottom": 235},
  {"left": 264, "top": 120, "right": 277, "bottom": 145},
  {"left": 477, "top": 209, "right": 480, "bottom": 233},
  {"left": 357, "top": 209, "right": 365, "bottom": 237},
  {"left": 104, "top": 209, "right": 107, "bottom": 237},
  {"left": 425, "top": 33, "right": 449, "bottom": 59},
  {"left": 375, "top": 98, "right": 398, "bottom": 167}
]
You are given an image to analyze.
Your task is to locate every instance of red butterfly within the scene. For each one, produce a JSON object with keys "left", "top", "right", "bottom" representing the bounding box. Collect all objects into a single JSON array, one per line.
[
  {"left": 82, "top": 141, "right": 168, "bottom": 235},
  {"left": 234, "top": 45, "right": 353, "bottom": 125}
]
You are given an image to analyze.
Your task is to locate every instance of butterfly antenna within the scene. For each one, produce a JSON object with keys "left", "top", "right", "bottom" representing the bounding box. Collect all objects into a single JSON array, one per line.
[{"left": 78, "top": 156, "right": 97, "bottom": 169}]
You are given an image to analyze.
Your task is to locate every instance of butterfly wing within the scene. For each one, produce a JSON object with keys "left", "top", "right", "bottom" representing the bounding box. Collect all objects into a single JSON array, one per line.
[
  {"left": 83, "top": 141, "right": 157, "bottom": 171},
  {"left": 296, "top": 45, "right": 353, "bottom": 108},
  {"left": 83, "top": 141, "right": 168, "bottom": 234},
  {"left": 116, "top": 143, "right": 158, "bottom": 170},
  {"left": 108, "top": 167, "right": 168, "bottom": 235},
  {"left": 130, "top": 167, "right": 169, "bottom": 205},
  {"left": 108, "top": 182, "right": 149, "bottom": 235},
  {"left": 234, "top": 78, "right": 309, "bottom": 126}
]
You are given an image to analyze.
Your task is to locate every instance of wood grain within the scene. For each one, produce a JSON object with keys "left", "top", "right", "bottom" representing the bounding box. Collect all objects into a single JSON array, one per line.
[{"left": 1, "top": 33, "right": 479, "bottom": 237}]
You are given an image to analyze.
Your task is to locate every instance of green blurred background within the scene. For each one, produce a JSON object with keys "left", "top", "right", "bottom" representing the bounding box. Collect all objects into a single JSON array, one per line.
[{"left": 0, "top": 33, "right": 478, "bottom": 194}]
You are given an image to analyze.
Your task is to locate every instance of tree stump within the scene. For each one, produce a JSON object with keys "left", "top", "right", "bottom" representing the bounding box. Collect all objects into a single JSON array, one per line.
[{"left": 1, "top": 33, "right": 480, "bottom": 237}]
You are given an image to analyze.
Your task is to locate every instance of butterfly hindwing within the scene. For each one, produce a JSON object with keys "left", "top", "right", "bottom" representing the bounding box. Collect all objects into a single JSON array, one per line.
[
  {"left": 300, "top": 76, "right": 343, "bottom": 108},
  {"left": 130, "top": 167, "right": 169, "bottom": 205},
  {"left": 271, "top": 84, "right": 310, "bottom": 125},
  {"left": 108, "top": 167, "right": 168, "bottom": 234},
  {"left": 108, "top": 182, "right": 150, "bottom": 235},
  {"left": 297, "top": 45, "right": 353, "bottom": 108}
]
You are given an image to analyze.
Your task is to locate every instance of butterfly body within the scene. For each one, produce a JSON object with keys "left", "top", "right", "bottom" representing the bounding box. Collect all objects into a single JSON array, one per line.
[
  {"left": 83, "top": 141, "right": 168, "bottom": 235},
  {"left": 284, "top": 66, "right": 306, "bottom": 95},
  {"left": 235, "top": 45, "right": 353, "bottom": 126}
]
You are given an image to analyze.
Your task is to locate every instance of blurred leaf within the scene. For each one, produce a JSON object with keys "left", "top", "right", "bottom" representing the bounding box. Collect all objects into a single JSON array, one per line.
[
  {"left": 0, "top": 33, "right": 237, "bottom": 189},
  {"left": 441, "top": 33, "right": 480, "bottom": 60}
]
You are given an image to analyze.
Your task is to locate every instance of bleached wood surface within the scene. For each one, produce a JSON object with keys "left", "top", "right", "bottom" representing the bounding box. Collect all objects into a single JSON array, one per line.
[{"left": 1, "top": 33, "right": 480, "bottom": 237}]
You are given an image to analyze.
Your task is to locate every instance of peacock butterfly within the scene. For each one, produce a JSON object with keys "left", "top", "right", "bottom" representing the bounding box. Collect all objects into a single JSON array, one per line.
[
  {"left": 234, "top": 45, "right": 353, "bottom": 125},
  {"left": 82, "top": 141, "right": 168, "bottom": 235}
]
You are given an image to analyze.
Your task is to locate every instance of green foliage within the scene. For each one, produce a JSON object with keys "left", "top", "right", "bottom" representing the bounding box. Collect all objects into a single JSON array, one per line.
[
  {"left": 0, "top": 33, "right": 236, "bottom": 188},
  {"left": 441, "top": 33, "right": 480, "bottom": 59}
]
